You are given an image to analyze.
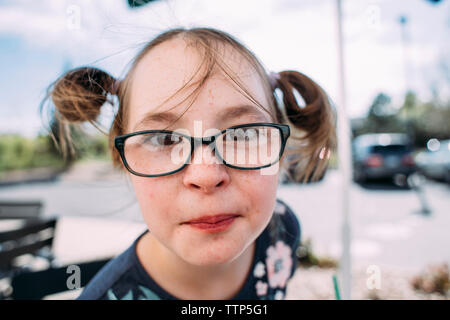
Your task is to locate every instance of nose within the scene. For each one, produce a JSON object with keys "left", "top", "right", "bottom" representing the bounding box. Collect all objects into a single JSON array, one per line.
[{"left": 182, "top": 143, "right": 230, "bottom": 194}]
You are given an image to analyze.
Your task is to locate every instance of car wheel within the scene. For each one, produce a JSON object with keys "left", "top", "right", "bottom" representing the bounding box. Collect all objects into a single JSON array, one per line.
[
  {"left": 445, "top": 169, "right": 450, "bottom": 184},
  {"left": 353, "top": 167, "right": 366, "bottom": 184}
]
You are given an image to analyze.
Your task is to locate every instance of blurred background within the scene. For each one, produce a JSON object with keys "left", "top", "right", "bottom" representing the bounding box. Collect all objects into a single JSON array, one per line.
[{"left": 0, "top": 0, "right": 449, "bottom": 300}]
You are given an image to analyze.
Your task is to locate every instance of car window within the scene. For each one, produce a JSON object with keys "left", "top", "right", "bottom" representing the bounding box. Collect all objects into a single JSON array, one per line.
[{"left": 371, "top": 144, "right": 410, "bottom": 154}]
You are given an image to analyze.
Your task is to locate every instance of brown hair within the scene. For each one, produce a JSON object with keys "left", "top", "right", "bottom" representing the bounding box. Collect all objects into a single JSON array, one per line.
[{"left": 40, "top": 27, "right": 336, "bottom": 183}]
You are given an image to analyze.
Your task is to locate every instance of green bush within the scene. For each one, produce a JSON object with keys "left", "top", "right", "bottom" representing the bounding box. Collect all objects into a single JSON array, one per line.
[
  {"left": 78, "top": 133, "right": 110, "bottom": 160},
  {"left": 0, "top": 134, "right": 64, "bottom": 173},
  {"left": 0, "top": 135, "right": 35, "bottom": 171},
  {"left": 411, "top": 263, "right": 450, "bottom": 296},
  {"left": 0, "top": 132, "right": 110, "bottom": 174},
  {"left": 296, "top": 238, "right": 338, "bottom": 269}
]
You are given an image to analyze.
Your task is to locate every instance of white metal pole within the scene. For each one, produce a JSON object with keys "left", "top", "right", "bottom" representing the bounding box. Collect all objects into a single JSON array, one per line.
[
  {"left": 335, "top": 0, "right": 353, "bottom": 300},
  {"left": 399, "top": 15, "right": 411, "bottom": 94}
]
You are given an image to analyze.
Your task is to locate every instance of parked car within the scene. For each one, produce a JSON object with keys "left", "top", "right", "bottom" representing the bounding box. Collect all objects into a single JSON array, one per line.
[
  {"left": 414, "top": 139, "right": 450, "bottom": 183},
  {"left": 352, "top": 133, "right": 416, "bottom": 183}
]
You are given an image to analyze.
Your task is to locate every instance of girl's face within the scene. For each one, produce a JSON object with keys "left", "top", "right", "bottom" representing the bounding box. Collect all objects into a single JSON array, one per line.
[{"left": 126, "top": 38, "right": 279, "bottom": 266}]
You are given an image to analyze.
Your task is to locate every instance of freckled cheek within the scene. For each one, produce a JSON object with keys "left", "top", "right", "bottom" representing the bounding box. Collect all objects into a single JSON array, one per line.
[
  {"left": 131, "top": 177, "right": 164, "bottom": 200},
  {"left": 247, "top": 206, "right": 273, "bottom": 234},
  {"left": 238, "top": 169, "right": 278, "bottom": 188},
  {"left": 130, "top": 177, "right": 173, "bottom": 224},
  {"left": 237, "top": 173, "right": 278, "bottom": 229},
  {"left": 238, "top": 172, "right": 278, "bottom": 201}
]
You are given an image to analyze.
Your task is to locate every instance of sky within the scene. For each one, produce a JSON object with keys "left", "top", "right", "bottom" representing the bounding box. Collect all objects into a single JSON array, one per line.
[{"left": 0, "top": 0, "right": 449, "bottom": 137}]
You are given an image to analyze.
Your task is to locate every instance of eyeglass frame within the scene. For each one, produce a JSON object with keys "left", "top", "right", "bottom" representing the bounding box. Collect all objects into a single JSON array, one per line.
[{"left": 114, "top": 122, "right": 291, "bottom": 177}]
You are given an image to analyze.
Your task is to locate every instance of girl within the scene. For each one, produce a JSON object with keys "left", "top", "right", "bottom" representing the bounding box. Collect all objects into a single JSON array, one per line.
[{"left": 42, "top": 27, "right": 336, "bottom": 300}]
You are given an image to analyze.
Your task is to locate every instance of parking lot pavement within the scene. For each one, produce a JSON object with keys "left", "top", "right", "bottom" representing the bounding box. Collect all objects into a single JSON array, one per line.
[{"left": 277, "top": 171, "right": 450, "bottom": 272}]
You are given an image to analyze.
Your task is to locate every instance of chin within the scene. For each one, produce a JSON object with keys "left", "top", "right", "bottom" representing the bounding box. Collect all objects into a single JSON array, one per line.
[{"left": 182, "top": 246, "right": 243, "bottom": 267}]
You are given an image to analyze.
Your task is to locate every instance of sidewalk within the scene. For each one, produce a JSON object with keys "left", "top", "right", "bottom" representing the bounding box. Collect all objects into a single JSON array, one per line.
[
  {"left": 286, "top": 265, "right": 448, "bottom": 300},
  {"left": 0, "top": 167, "right": 64, "bottom": 186}
]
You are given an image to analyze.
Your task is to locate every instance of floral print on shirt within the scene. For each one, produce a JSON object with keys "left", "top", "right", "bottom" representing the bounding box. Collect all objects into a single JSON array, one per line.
[
  {"left": 266, "top": 240, "right": 293, "bottom": 289},
  {"left": 107, "top": 285, "right": 161, "bottom": 300},
  {"left": 253, "top": 239, "right": 294, "bottom": 299}
]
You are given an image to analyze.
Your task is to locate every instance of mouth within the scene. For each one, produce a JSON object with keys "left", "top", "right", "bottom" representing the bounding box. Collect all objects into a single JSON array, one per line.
[
  {"left": 183, "top": 214, "right": 240, "bottom": 224},
  {"left": 182, "top": 214, "right": 240, "bottom": 233}
]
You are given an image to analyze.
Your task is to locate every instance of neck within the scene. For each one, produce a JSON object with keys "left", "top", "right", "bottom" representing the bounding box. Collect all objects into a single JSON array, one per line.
[{"left": 136, "top": 231, "right": 255, "bottom": 299}]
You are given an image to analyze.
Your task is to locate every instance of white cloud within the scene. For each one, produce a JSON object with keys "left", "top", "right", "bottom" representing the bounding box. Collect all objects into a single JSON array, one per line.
[
  {"left": 0, "top": 1, "right": 66, "bottom": 47},
  {"left": 0, "top": 115, "right": 44, "bottom": 138}
]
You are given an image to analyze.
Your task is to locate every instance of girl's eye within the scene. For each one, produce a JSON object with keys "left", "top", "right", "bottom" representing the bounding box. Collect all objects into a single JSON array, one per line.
[
  {"left": 142, "top": 133, "right": 183, "bottom": 149},
  {"left": 226, "top": 128, "right": 259, "bottom": 141}
]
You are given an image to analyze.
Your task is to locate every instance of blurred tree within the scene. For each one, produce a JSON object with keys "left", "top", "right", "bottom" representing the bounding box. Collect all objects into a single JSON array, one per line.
[
  {"left": 369, "top": 93, "right": 392, "bottom": 117},
  {"left": 362, "top": 93, "right": 404, "bottom": 134},
  {"left": 413, "top": 101, "right": 450, "bottom": 146},
  {"left": 399, "top": 91, "right": 419, "bottom": 143},
  {"left": 0, "top": 113, "right": 112, "bottom": 175},
  {"left": 352, "top": 91, "right": 450, "bottom": 148},
  {"left": 399, "top": 91, "right": 418, "bottom": 119},
  {"left": 0, "top": 134, "right": 66, "bottom": 173}
]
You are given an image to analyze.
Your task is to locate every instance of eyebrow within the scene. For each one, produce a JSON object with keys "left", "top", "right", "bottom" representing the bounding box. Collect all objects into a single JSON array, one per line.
[{"left": 133, "top": 104, "right": 270, "bottom": 131}]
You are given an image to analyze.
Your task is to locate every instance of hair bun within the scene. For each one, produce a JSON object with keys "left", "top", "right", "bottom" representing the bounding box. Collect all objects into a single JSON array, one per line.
[
  {"left": 276, "top": 70, "right": 337, "bottom": 182},
  {"left": 50, "top": 66, "right": 117, "bottom": 122}
]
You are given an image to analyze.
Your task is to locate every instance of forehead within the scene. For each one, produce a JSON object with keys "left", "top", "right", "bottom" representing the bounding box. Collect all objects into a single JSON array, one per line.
[{"left": 127, "top": 38, "right": 270, "bottom": 131}]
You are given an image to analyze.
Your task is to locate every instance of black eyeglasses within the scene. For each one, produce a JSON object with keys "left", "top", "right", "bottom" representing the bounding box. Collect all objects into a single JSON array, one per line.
[{"left": 114, "top": 122, "right": 290, "bottom": 177}]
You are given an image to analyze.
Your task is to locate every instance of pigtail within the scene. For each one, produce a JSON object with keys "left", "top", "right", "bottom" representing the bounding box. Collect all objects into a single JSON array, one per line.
[
  {"left": 273, "top": 70, "right": 337, "bottom": 183},
  {"left": 40, "top": 67, "right": 119, "bottom": 161}
]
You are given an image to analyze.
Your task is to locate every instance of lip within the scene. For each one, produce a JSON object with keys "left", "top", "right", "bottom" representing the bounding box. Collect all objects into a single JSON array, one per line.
[
  {"left": 183, "top": 214, "right": 240, "bottom": 224},
  {"left": 182, "top": 214, "right": 240, "bottom": 233}
]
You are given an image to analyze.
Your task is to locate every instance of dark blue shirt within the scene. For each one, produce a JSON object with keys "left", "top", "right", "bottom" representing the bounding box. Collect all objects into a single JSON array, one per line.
[{"left": 77, "top": 198, "right": 300, "bottom": 300}]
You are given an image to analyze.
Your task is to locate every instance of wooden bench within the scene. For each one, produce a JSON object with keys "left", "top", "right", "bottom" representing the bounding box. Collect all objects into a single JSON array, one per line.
[
  {"left": 0, "top": 218, "right": 58, "bottom": 273},
  {"left": 0, "top": 200, "right": 113, "bottom": 299},
  {"left": 0, "top": 200, "right": 42, "bottom": 220}
]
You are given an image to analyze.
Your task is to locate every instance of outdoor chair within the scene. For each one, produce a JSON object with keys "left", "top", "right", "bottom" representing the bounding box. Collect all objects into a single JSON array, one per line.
[
  {"left": 9, "top": 257, "right": 111, "bottom": 299},
  {"left": 0, "top": 200, "right": 43, "bottom": 219}
]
